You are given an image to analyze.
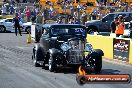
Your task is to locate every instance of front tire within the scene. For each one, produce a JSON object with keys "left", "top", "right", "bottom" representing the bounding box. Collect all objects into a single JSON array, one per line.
[
  {"left": 49, "top": 55, "right": 57, "bottom": 72},
  {"left": 94, "top": 56, "right": 102, "bottom": 74},
  {"left": 33, "top": 59, "right": 40, "bottom": 67},
  {"left": 33, "top": 47, "right": 44, "bottom": 67},
  {"left": 88, "top": 56, "right": 102, "bottom": 74},
  {"left": 0, "top": 26, "right": 6, "bottom": 32}
]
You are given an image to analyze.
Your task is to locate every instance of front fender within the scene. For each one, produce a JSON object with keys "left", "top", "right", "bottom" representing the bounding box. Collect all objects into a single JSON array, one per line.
[
  {"left": 33, "top": 44, "right": 45, "bottom": 57},
  {"left": 89, "top": 49, "right": 104, "bottom": 57},
  {"left": 34, "top": 44, "right": 40, "bottom": 51}
]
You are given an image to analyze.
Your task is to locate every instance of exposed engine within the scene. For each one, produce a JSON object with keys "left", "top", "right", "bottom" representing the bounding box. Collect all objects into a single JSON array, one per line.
[{"left": 67, "top": 39, "right": 85, "bottom": 64}]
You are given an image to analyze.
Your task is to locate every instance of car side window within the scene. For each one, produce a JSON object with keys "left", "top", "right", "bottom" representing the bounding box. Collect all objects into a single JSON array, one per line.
[
  {"left": 8, "top": 19, "right": 13, "bottom": 22},
  {"left": 5, "top": 19, "right": 12, "bottom": 22},
  {"left": 5, "top": 19, "right": 9, "bottom": 22},
  {"left": 116, "top": 14, "right": 126, "bottom": 17},
  {"left": 103, "top": 14, "right": 115, "bottom": 21}
]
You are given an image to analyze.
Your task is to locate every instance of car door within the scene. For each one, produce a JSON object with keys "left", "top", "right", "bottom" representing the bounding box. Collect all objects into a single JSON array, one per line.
[
  {"left": 99, "top": 14, "right": 115, "bottom": 32},
  {"left": 4, "top": 19, "right": 14, "bottom": 32}
]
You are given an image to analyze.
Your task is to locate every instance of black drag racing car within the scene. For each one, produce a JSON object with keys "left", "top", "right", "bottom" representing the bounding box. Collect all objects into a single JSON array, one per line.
[{"left": 32, "top": 24, "right": 104, "bottom": 73}]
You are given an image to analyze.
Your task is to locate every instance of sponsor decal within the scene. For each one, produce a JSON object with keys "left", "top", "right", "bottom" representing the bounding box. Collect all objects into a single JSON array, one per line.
[
  {"left": 76, "top": 66, "right": 131, "bottom": 85},
  {"left": 113, "top": 39, "right": 130, "bottom": 62}
]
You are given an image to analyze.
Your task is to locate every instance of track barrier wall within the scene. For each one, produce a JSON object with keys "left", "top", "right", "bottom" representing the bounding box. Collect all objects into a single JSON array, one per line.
[{"left": 86, "top": 35, "right": 132, "bottom": 64}]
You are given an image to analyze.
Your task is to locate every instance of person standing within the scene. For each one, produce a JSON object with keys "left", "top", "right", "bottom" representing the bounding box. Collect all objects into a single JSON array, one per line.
[
  {"left": 24, "top": 7, "right": 31, "bottom": 22},
  {"left": 115, "top": 15, "right": 125, "bottom": 37},
  {"left": 1, "top": 4, "right": 7, "bottom": 15},
  {"left": 9, "top": 5, "right": 15, "bottom": 15},
  {"left": 68, "top": 18, "right": 75, "bottom": 24},
  {"left": 81, "top": 11, "right": 87, "bottom": 25},
  {"left": 31, "top": 8, "right": 36, "bottom": 23},
  {"left": 56, "top": 17, "right": 63, "bottom": 24},
  {"left": 13, "top": 13, "right": 22, "bottom": 36},
  {"left": 110, "top": 17, "right": 118, "bottom": 33}
]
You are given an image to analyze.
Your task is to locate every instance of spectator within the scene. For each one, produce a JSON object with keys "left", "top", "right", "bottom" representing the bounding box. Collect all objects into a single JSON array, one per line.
[
  {"left": 36, "top": 12, "right": 43, "bottom": 24},
  {"left": 1, "top": 4, "right": 7, "bottom": 15},
  {"left": 115, "top": 15, "right": 125, "bottom": 37},
  {"left": 13, "top": 13, "right": 22, "bottom": 36},
  {"left": 74, "top": 19, "right": 80, "bottom": 24},
  {"left": 9, "top": 5, "right": 15, "bottom": 15},
  {"left": 42, "top": 7, "right": 49, "bottom": 20},
  {"left": 91, "top": 12, "right": 96, "bottom": 20},
  {"left": 81, "top": 11, "right": 87, "bottom": 25},
  {"left": 56, "top": 17, "right": 63, "bottom": 24},
  {"left": 31, "top": 8, "right": 36, "bottom": 23},
  {"left": 24, "top": 7, "right": 31, "bottom": 22},
  {"left": 110, "top": 17, "right": 118, "bottom": 33},
  {"left": 70, "top": 3, "right": 74, "bottom": 16},
  {"left": 68, "top": 18, "right": 74, "bottom": 24}
]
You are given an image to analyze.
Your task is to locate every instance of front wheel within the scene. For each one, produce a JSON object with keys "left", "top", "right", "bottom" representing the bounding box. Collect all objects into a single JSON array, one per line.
[
  {"left": 33, "top": 59, "right": 40, "bottom": 67},
  {"left": 49, "top": 55, "right": 57, "bottom": 72},
  {"left": 94, "top": 56, "right": 102, "bottom": 74},
  {"left": 89, "top": 56, "right": 102, "bottom": 74},
  {"left": 0, "top": 26, "right": 6, "bottom": 32},
  {"left": 33, "top": 47, "right": 44, "bottom": 67}
]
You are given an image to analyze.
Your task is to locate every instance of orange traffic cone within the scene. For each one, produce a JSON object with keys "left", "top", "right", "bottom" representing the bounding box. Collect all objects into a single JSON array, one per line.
[{"left": 27, "top": 32, "right": 31, "bottom": 44}]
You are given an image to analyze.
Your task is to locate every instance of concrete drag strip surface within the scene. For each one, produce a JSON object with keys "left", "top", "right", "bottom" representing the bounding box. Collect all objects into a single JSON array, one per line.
[{"left": 0, "top": 33, "right": 131, "bottom": 88}]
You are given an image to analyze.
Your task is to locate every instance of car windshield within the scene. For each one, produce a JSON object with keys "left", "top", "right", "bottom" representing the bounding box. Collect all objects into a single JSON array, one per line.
[{"left": 51, "top": 27, "right": 86, "bottom": 36}]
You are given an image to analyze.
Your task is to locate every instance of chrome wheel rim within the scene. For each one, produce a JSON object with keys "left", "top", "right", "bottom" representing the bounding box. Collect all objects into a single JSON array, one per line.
[{"left": 0, "top": 27, "right": 4, "bottom": 32}]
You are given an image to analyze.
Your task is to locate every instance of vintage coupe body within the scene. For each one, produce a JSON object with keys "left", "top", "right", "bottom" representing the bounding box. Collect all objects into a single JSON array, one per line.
[{"left": 32, "top": 24, "right": 104, "bottom": 73}]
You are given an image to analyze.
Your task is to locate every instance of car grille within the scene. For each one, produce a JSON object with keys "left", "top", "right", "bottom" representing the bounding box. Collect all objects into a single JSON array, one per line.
[{"left": 68, "top": 40, "right": 85, "bottom": 64}]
